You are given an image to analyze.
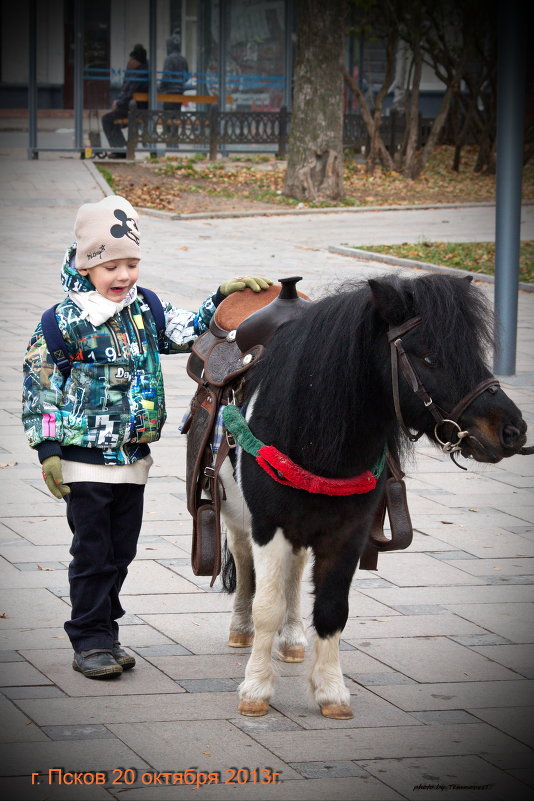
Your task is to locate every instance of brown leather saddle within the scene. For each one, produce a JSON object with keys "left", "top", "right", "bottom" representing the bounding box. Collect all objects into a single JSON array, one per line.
[
  {"left": 184, "top": 282, "right": 413, "bottom": 584},
  {"left": 184, "top": 285, "right": 283, "bottom": 585}
]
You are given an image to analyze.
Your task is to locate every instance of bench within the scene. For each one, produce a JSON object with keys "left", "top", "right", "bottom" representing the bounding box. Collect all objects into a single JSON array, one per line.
[
  {"left": 121, "top": 93, "right": 235, "bottom": 158},
  {"left": 113, "top": 92, "right": 233, "bottom": 138},
  {"left": 132, "top": 92, "right": 234, "bottom": 105},
  {"left": 113, "top": 94, "right": 214, "bottom": 122},
  {"left": 124, "top": 100, "right": 289, "bottom": 161}
]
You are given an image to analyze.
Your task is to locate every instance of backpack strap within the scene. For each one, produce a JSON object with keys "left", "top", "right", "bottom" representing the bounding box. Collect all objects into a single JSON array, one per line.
[
  {"left": 138, "top": 286, "right": 167, "bottom": 353},
  {"left": 41, "top": 289, "right": 166, "bottom": 378},
  {"left": 41, "top": 305, "right": 72, "bottom": 378}
]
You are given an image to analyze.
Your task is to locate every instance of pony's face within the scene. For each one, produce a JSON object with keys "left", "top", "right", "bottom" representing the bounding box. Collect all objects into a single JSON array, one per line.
[
  {"left": 370, "top": 275, "right": 529, "bottom": 463},
  {"left": 397, "top": 333, "right": 527, "bottom": 462}
]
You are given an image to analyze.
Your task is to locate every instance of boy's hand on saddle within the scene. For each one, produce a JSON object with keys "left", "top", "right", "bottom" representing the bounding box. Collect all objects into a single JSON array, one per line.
[
  {"left": 41, "top": 456, "right": 70, "bottom": 499},
  {"left": 220, "top": 276, "right": 273, "bottom": 295}
]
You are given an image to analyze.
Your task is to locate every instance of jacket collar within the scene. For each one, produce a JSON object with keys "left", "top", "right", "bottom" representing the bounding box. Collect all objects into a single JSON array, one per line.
[{"left": 61, "top": 244, "right": 95, "bottom": 294}]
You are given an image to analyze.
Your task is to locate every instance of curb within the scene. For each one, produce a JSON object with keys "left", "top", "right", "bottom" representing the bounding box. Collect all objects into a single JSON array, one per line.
[
  {"left": 329, "top": 245, "right": 534, "bottom": 293},
  {"left": 83, "top": 160, "right": 114, "bottom": 197},
  {"left": 137, "top": 200, "right": 507, "bottom": 222}
]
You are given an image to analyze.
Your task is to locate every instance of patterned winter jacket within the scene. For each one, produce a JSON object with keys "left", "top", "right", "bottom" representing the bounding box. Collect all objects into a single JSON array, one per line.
[{"left": 22, "top": 246, "right": 222, "bottom": 466}]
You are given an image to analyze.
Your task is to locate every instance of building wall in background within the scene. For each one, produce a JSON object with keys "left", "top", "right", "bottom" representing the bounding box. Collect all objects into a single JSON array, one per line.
[{"left": 0, "top": 0, "right": 446, "bottom": 113}]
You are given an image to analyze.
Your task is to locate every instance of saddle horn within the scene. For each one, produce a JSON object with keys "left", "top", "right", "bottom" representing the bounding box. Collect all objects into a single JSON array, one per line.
[{"left": 235, "top": 276, "right": 311, "bottom": 353}]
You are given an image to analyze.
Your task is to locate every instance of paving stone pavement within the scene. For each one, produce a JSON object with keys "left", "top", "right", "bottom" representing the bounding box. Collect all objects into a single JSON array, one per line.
[{"left": 0, "top": 147, "right": 533, "bottom": 801}]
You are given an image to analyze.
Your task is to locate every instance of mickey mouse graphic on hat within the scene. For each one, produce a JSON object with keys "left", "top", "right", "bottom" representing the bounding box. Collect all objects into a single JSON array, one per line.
[{"left": 110, "top": 208, "right": 140, "bottom": 245}]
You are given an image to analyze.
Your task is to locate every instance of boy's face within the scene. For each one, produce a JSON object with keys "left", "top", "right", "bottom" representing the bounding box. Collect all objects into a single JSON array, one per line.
[{"left": 78, "top": 258, "right": 140, "bottom": 302}]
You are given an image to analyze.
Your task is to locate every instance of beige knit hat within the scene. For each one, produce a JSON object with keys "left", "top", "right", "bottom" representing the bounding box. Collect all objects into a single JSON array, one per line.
[{"left": 74, "top": 195, "right": 140, "bottom": 270}]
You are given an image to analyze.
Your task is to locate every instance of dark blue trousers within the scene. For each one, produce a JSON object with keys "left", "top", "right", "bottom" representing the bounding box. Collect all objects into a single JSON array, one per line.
[
  {"left": 101, "top": 107, "right": 128, "bottom": 149},
  {"left": 64, "top": 482, "right": 144, "bottom": 652}
]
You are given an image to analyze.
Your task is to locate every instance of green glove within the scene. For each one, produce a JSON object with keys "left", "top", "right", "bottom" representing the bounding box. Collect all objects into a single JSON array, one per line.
[
  {"left": 41, "top": 456, "right": 70, "bottom": 499},
  {"left": 220, "top": 276, "right": 273, "bottom": 296}
]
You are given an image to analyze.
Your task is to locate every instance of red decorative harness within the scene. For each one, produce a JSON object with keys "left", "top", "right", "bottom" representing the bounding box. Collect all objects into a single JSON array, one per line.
[{"left": 222, "top": 404, "right": 386, "bottom": 495}]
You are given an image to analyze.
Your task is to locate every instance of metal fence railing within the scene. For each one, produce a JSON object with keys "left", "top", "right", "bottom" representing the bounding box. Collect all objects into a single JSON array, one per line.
[{"left": 125, "top": 103, "right": 434, "bottom": 159}]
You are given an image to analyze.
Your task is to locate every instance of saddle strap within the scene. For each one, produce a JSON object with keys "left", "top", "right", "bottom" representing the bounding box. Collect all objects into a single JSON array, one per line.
[
  {"left": 186, "top": 384, "right": 223, "bottom": 516},
  {"left": 191, "top": 436, "right": 231, "bottom": 586}
]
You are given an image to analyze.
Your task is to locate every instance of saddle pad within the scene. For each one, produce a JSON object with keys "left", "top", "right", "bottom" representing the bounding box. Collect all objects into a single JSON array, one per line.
[{"left": 212, "top": 284, "right": 310, "bottom": 334}]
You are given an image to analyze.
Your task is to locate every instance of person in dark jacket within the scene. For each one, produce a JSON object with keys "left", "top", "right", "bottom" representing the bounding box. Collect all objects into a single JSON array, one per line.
[
  {"left": 102, "top": 44, "right": 148, "bottom": 157},
  {"left": 159, "top": 35, "right": 189, "bottom": 111}
]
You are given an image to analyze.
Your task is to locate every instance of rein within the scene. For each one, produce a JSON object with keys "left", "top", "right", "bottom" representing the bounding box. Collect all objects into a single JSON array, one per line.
[
  {"left": 222, "top": 404, "right": 386, "bottom": 495},
  {"left": 389, "top": 316, "right": 500, "bottom": 468}
]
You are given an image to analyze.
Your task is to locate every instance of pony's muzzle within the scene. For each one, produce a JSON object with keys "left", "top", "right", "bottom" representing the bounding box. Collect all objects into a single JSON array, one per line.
[
  {"left": 500, "top": 422, "right": 526, "bottom": 450},
  {"left": 462, "top": 413, "right": 528, "bottom": 462}
]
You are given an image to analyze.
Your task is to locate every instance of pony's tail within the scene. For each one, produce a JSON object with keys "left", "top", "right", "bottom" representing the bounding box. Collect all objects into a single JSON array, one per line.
[{"left": 221, "top": 540, "right": 236, "bottom": 593}]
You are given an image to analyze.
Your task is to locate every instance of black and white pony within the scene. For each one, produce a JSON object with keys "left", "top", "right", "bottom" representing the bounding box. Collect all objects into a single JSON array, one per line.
[{"left": 218, "top": 273, "right": 529, "bottom": 719}]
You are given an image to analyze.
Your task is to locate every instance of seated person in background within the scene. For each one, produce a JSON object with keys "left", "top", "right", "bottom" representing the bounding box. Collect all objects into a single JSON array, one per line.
[
  {"left": 102, "top": 44, "right": 148, "bottom": 158},
  {"left": 159, "top": 34, "right": 189, "bottom": 112}
]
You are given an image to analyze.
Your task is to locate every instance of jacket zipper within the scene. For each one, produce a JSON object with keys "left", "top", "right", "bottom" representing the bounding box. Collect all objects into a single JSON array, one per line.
[
  {"left": 107, "top": 319, "right": 122, "bottom": 357},
  {"left": 127, "top": 306, "right": 144, "bottom": 355}
]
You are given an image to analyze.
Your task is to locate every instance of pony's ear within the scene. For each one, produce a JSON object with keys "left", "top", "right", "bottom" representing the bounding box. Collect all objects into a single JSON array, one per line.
[
  {"left": 464, "top": 275, "right": 474, "bottom": 284},
  {"left": 368, "top": 279, "right": 406, "bottom": 325}
]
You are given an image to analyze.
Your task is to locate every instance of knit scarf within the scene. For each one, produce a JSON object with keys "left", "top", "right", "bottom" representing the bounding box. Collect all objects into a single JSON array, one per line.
[{"left": 68, "top": 285, "right": 138, "bottom": 326}]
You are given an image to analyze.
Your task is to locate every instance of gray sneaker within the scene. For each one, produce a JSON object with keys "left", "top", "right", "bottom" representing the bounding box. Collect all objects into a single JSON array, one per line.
[
  {"left": 112, "top": 642, "right": 136, "bottom": 670},
  {"left": 72, "top": 649, "right": 123, "bottom": 679}
]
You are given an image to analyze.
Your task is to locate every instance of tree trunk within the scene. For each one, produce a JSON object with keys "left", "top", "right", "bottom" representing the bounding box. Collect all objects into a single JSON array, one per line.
[
  {"left": 450, "top": 91, "right": 479, "bottom": 171},
  {"left": 402, "top": 42, "right": 423, "bottom": 178},
  {"left": 409, "top": 79, "right": 457, "bottom": 178},
  {"left": 342, "top": 67, "right": 394, "bottom": 172},
  {"left": 284, "top": 0, "right": 347, "bottom": 201},
  {"left": 367, "top": 30, "right": 398, "bottom": 173}
]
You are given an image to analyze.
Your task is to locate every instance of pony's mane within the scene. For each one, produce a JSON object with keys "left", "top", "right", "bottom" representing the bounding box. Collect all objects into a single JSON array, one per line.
[{"left": 246, "top": 274, "right": 493, "bottom": 475}]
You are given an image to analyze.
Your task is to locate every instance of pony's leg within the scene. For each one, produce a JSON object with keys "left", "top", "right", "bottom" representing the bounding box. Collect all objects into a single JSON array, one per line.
[
  {"left": 219, "top": 460, "right": 254, "bottom": 648},
  {"left": 238, "top": 528, "right": 291, "bottom": 716},
  {"left": 276, "top": 547, "right": 308, "bottom": 663},
  {"left": 310, "top": 632, "right": 352, "bottom": 719},
  {"left": 226, "top": 524, "right": 254, "bottom": 648},
  {"left": 309, "top": 540, "right": 360, "bottom": 720}
]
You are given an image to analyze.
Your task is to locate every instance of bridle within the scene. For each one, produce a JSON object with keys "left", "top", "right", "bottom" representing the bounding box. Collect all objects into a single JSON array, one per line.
[{"left": 388, "top": 316, "right": 500, "bottom": 468}]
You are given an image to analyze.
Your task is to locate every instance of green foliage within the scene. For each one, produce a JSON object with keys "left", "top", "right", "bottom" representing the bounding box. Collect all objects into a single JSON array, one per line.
[
  {"left": 354, "top": 241, "right": 534, "bottom": 283},
  {"left": 229, "top": 155, "right": 271, "bottom": 164},
  {"left": 96, "top": 166, "right": 116, "bottom": 191}
]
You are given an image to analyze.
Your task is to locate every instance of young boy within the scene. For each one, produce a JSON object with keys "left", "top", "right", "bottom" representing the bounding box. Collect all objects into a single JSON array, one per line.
[{"left": 22, "top": 195, "right": 270, "bottom": 679}]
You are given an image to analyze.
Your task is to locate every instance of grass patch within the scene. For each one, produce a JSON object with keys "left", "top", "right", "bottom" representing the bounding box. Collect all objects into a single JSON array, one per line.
[
  {"left": 95, "top": 165, "right": 117, "bottom": 191},
  {"left": 353, "top": 241, "right": 534, "bottom": 283}
]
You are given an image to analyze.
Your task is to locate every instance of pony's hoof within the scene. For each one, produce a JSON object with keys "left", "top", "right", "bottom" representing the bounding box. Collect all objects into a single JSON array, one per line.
[
  {"left": 277, "top": 644, "right": 305, "bottom": 663},
  {"left": 320, "top": 703, "right": 353, "bottom": 720},
  {"left": 228, "top": 631, "right": 254, "bottom": 648},
  {"left": 238, "top": 699, "right": 269, "bottom": 717}
]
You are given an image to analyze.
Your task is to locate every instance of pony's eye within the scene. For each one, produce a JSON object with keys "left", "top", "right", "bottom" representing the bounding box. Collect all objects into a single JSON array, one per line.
[{"left": 423, "top": 354, "right": 441, "bottom": 368}]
